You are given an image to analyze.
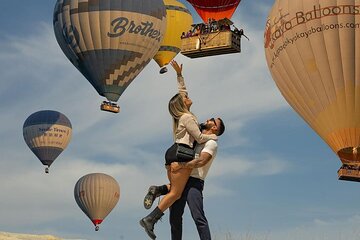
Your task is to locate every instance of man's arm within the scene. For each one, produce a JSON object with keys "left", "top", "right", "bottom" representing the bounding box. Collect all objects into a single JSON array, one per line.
[{"left": 171, "top": 151, "right": 212, "bottom": 172}]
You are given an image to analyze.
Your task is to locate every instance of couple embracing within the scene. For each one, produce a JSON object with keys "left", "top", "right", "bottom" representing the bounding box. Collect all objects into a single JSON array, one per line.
[{"left": 140, "top": 60, "right": 225, "bottom": 240}]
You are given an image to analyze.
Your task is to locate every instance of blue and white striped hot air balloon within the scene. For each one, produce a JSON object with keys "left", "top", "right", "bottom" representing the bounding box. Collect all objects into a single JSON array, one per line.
[
  {"left": 53, "top": 0, "right": 167, "bottom": 113},
  {"left": 23, "top": 110, "right": 72, "bottom": 173}
]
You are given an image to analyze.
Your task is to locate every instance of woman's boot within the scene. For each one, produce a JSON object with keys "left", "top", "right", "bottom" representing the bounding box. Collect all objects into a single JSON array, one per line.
[
  {"left": 139, "top": 207, "right": 164, "bottom": 239},
  {"left": 143, "top": 185, "right": 168, "bottom": 209}
]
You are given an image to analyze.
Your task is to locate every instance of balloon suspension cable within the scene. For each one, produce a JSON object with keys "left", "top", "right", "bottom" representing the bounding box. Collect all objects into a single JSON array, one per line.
[
  {"left": 233, "top": 26, "right": 249, "bottom": 41},
  {"left": 241, "top": 31, "right": 249, "bottom": 41}
]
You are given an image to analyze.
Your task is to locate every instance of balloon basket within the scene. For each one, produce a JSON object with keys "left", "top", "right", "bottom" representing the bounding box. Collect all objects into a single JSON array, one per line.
[
  {"left": 159, "top": 67, "right": 168, "bottom": 74},
  {"left": 181, "top": 19, "right": 241, "bottom": 59},
  {"left": 95, "top": 225, "right": 99, "bottom": 231},
  {"left": 337, "top": 165, "right": 360, "bottom": 182},
  {"left": 100, "top": 101, "right": 120, "bottom": 113},
  {"left": 45, "top": 167, "right": 49, "bottom": 174}
]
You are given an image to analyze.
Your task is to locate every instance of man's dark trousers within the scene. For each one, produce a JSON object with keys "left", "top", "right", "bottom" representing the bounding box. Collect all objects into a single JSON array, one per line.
[{"left": 169, "top": 176, "right": 211, "bottom": 240}]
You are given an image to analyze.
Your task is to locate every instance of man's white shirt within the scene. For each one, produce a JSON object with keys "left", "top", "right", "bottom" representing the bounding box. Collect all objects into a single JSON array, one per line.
[{"left": 190, "top": 140, "right": 218, "bottom": 180}]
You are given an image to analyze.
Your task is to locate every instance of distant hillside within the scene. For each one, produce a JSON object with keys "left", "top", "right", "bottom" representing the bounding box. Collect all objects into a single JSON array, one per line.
[{"left": 0, "top": 232, "right": 63, "bottom": 240}]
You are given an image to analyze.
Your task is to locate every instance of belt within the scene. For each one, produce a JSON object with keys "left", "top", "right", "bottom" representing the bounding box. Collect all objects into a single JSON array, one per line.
[{"left": 189, "top": 176, "right": 204, "bottom": 184}]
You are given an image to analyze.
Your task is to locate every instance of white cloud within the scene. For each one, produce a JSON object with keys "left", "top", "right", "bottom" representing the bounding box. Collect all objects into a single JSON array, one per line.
[
  {"left": 209, "top": 155, "right": 289, "bottom": 178},
  {"left": 0, "top": 153, "right": 170, "bottom": 226},
  {"left": 267, "top": 214, "right": 360, "bottom": 240},
  {"left": 200, "top": 154, "right": 290, "bottom": 198},
  {"left": 213, "top": 214, "right": 360, "bottom": 240}
]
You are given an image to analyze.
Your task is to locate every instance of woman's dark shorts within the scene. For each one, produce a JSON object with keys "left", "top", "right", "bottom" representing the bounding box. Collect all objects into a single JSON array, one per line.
[{"left": 165, "top": 143, "right": 193, "bottom": 165}]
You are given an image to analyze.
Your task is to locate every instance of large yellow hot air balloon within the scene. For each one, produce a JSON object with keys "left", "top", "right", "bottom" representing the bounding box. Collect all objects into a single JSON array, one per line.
[
  {"left": 53, "top": 0, "right": 167, "bottom": 113},
  {"left": 264, "top": 0, "right": 360, "bottom": 181},
  {"left": 74, "top": 173, "right": 120, "bottom": 231},
  {"left": 23, "top": 110, "right": 72, "bottom": 173},
  {"left": 153, "top": 0, "right": 193, "bottom": 74}
]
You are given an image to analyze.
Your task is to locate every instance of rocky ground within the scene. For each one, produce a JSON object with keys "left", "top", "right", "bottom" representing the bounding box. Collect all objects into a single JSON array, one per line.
[{"left": 0, "top": 232, "right": 63, "bottom": 240}]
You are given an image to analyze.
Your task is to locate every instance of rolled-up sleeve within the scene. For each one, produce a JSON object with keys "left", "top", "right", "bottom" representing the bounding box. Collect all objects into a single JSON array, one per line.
[{"left": 182, "top": 114, "right": 217, "bottom": 144}]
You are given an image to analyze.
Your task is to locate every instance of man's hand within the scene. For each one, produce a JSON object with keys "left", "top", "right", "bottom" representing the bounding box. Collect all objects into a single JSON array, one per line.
[
  {"left": 170, "top": 60, "right": 183, "bottom": 76},
  {"left": 171, "top": 162, "right": 182, "bottom": 172}
]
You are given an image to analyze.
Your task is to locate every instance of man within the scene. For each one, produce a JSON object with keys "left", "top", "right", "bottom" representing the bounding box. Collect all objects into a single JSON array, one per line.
[{"left": 143, "top": 117, "right": 225, "bottom": 240}]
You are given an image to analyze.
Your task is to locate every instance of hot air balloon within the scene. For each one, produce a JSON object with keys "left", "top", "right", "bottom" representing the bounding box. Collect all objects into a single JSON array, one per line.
[
  {"left": 264, "top": 0, "right": 360, "bottom": 182},
  {"left": 53, "top": 0, "right": 167, "bottom": 113},
  {"left": 187, "top": 0, "right": 241, "bottom": 22},
  {"left": 23, "top": 110, "right": 72, "bottom": 173},
  {"left": 74, "top": 173, "right": 120, "bottom": 231},
  {"left": 153, "top": 0, "right": 193, "bottom": 74}
]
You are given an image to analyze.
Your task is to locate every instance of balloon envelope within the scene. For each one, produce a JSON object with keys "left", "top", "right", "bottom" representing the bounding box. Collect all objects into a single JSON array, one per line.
[
  {"left": 74, "top": 173, "right": 120, "bottom": 230},
  {"left": 264, "top": 0, "right": 360, "bottom": 165},
  {"left": 23, "top": 110, "right": 72, "bottom": 171},
  {"left": 53, "top": 0, "right": 167, "bottom": 102},
  {"left": 187, "top": 0, "right": 241, "bottom": 22},
  {"left": 153, "top": 0, "right": 193, "bottom": 69}
]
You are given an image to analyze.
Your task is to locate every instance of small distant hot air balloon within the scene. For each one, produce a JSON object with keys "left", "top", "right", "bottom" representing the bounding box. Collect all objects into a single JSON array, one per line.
[
  {"left": 53, "top": 0, "right": 167, "bottom": 113},
  {"left": 23, "top": 110, "right": 72, "bottom": 173},
  {"left": 74, "top": 173, "right": 120, "bottom": 231},
  {"left": 153, "top": 0, "right": 193, "bottom": 74},
  {"left": 264, "top": 0, "right": 360, "bottom": 182},
  {"left": 187, "top": 0, "right": 241, "bottom": 22}
]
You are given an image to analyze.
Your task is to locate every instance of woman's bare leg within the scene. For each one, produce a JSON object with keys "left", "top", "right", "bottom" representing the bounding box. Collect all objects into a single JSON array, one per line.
[{"left": 158, "top": 164, "right": 191, "bottom": 212}]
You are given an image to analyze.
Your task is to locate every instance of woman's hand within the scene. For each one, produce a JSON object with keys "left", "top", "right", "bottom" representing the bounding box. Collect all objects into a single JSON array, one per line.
[{"left": 170, "top": 60, "right": 183, "bottom": 76}]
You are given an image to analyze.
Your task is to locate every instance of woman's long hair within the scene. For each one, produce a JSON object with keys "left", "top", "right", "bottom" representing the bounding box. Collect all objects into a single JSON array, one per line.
[{"left": 168, "top": 93, "right": 193, "bottom": 139}]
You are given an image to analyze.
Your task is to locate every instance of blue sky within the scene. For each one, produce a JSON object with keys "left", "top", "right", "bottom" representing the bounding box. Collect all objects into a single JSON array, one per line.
[{"left": 1, "top": 1, "right": 360, "bottom": 240}]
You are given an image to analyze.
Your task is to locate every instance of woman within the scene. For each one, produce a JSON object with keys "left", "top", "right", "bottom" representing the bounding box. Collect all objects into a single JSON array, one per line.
[{"left": 139, "top": 60, "right": 217, "bottom": 240}]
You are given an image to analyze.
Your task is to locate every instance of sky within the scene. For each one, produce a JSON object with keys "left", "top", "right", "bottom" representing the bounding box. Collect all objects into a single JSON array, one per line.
[{"left": 1, "top": 1, "right": 360, "bottom": 240}]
